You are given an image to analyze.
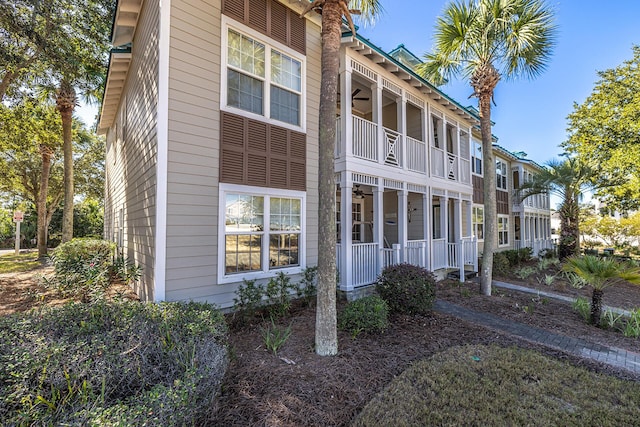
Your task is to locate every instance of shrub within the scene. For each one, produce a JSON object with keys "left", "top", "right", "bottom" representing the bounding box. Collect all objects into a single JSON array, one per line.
[
  {"left": 338, "top": 295, "right": 389, "bottom": 338},
  {"left": 0, "top": 300, "right": 228, "bottom": 426},
  {"left": 294, "top": 266, "right": 318, "bottom": 306},
  {"left": 492, "top": 252, "right": 510, "bottom": 276},
  {"left": 601, "top": 309, "right": 624, "bottom": 330},
  {"left": 376, "top": 264, "right": 436, "bottom": 315},
  {"left": 537, "top": 247, "right": 556, "bottom": 259},
  {"left": 502, "top": 248, "right": 533, "bottom": 267},
  {"left": 265, "top": 272, "right": 294, "bottom": 318},
  {"left": 233, "top": 279, "right": 265, "bottom": 324},
  {"left": 47, "top": 239, "right": 116, "bottom": 301}
]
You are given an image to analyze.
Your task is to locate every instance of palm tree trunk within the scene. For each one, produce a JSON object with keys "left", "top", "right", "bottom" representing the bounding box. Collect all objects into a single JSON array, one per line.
[
  {"left": 590, "top": 288, "right": 604, "bottom": 326},
  {"left": 559, "top": 195, "right": 579, "bottom": 260},
  {"left": 56, "top": 81, "right": 76, "bottom": 243},
  {"left": 37, "top": 146, "right": 53, "bottom": 259},
  {"left": 315, "top": 0, "right": 341, "bottom": 356},
  {"left": 479, "top": 92, "right": 496, "bottom": 296}
]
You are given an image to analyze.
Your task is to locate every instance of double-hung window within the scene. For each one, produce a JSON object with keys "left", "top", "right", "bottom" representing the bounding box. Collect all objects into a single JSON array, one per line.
[
  {"left": 498, "top": 216, "right": 509, "bottom": 246},
  {"left": 472, "top": 206, "right": 484, "bottom": 240},
  {"left": 226, "top": 27, "right": 303, "bottom": 127},
  {"left": 496, "top": 159, "right": 508, "bottom": 190},
  {"left": 222, "top": 185, "right": 304, "bottom": 281},
  {"left": 472, "top": 140, "right": 482, "bottom": 175}
]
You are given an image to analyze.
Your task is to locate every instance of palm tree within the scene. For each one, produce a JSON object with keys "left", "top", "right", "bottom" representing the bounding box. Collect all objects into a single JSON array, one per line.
[
  {"left": 564, "top": 255, "right": 640, "bottom": 325},
  {"left": 519, "top": 157, "right": 596, "bottom": 259},
  {"left": 416, "top": 0, "right": 556, "bottom": 296},
  {"left": 300, "top": 0, "right": 382, "bottom": 356}
]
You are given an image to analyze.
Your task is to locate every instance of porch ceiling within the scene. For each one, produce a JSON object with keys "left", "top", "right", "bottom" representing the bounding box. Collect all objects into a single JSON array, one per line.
[{"left": 341, "top": 34, "right": 479, "bottom": 125}]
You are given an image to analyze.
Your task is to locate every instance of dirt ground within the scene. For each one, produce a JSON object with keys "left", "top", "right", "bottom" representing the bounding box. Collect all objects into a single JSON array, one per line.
[{"left": 2, "top": 261, "right": 640, "bottom": 426}]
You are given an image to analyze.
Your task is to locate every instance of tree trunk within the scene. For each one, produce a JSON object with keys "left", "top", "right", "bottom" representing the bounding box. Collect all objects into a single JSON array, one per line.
[
  {"left": 57, "top": 81, "right": 76, "bottom": 242},
  {"left": 479, "top": 92, "right": 496, "bottom": 296},
  {"left": 315, "top": 0, "right": 341, "bottom": 356},
  {"left": 37, "top": 147, "right": 53, "bottom": 259},
  {"left": 558, "top": 194, "right": 579, "bottom": 260},
  {"left": 0, "top": 70, "right": 15, "bottom": 102},
  {"left": 590, "top": 288, "right": 604, "bottom": 326}
]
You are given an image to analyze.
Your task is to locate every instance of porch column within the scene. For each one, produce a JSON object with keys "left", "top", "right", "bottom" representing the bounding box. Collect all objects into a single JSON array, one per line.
[
  {"left": 340, "top": 69, "right": 353, "bottom": 157},
  {"left": 464, "top": 200, "right": 472, "bottom": 239},
  {"left": 398, "top": 96, "right": 406, "bottom": 168},
  {"left": 423, "top": 193, "right": 430, "bottom": 270},
  {"left": 398, "top": 189, "right": 408, "bottom": 262},
  {"left": 340, "top": 181, "right": 353, "bottom": 291},
  {"left": 454, "top": 198, "right": 462, "bottom": 241},
  {"left": 373, "top": 185, "right": 384, "bottom": 275},
  {"left": 372, "top": 81, "right": 384, "bottom": 165}
]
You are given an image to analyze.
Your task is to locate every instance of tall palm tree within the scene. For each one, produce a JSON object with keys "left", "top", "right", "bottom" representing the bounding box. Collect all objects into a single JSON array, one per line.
[
  {"left": 564, "top": 255, "right": 640, "bottom": 326},
  {"left": 300, "top": 0, "right": 382, "bottom": 356},
  {"left": 56, "top": 79, "right": 78, "bottom": 243},
  {"left": 519, "top": 157, "right": 596, "bottom": 259},
  {"left": 417, "top": 0, "right": 556, "bottom": 296}
]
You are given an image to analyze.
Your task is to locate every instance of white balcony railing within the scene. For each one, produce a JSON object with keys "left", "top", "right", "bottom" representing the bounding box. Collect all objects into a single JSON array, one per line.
[
  {"left": 431, "top": 147, "right": 445, "bottom": 178},
  {"left": 432, "top": 238, "right": 447, "bottom": 270},
  {"left": 352, "top": 116, "right": 378, "bottom": 162},
  {"left": 406, "top": 136, "right": 426, "bottom": 173},
  {"left": 383, "top": 127, "right": 402, "bottom": 167}
]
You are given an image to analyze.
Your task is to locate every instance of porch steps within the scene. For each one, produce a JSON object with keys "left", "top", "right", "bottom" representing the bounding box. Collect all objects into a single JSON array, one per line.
[{"left": 446, "top": 270, "right": 478, "bottom": 281}]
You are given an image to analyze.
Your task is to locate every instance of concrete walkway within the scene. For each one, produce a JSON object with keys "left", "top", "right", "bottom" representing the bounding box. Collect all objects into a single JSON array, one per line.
[{"left": 434, "top": 281, "right": 640, "bottom": 375}]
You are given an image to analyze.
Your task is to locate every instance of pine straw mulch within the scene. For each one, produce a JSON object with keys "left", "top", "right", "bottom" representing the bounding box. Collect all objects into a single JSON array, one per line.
[{"left": 211, "top": 275, "right": 640, "bottom": 426}]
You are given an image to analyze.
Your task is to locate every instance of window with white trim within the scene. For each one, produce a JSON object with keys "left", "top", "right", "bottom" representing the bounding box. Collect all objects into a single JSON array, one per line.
[
  {"left": 223, "top": 189, "right": 303, "bottom": 277},
  {"left": 226, "top": 27, "right": 302, "bottom": 126},
  {"left": 498, "top": 216, "right": 509, "bottom": 246},
  {"left": 496, "top": 159, "right": 508, "bottom": 190},
  {"left": 472, "top": 206, "right": 484, "bottom": 240},
  {"left": 472, "top": 140, "right": 482, "bottom": 175}
]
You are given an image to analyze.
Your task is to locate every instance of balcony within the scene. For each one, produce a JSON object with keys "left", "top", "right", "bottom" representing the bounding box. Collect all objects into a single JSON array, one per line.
[{"left": 336, "top": 115, "right": 471, "bottom": 185}]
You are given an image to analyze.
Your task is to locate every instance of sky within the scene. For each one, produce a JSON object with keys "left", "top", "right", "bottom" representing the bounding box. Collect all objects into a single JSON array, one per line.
[
  {"left": 78, "top": 0, "right": 640, "bottom": 167},
  {"left": 355, "top": 0, "right": 640, "bottom": 166}
]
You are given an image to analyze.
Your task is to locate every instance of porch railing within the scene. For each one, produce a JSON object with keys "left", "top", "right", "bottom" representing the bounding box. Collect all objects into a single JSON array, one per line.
[
  {"left": 431, "top": 147, "right": 445, "bottom": 178},
  {"left": 352, "top": 116, "right": 378, "bottom": 162},
  {"left": 406, "top": 240, "right": 428, "bottom": 268},
  {"left": 382, "top": 244, "right": 402, "bottom": 270},
  {"left": 406, "top": 136, "right": 426, "bottom": 173},
  {"left": 383, "top": 127, "right": 402, "bottom": 167},
  {"left": 352, "top": 242, "right": 379, "bottom": 287},
  {"left": 432, "top": 238, "right": 447, "bottom": 270}
]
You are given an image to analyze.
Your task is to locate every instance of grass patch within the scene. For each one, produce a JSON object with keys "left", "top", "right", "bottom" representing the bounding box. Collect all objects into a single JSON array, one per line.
[
  {"left": 354, "top": 345, "right": 640, "bottom": 426},
  {"left": 0, "top": 252, "right": 42, "bottom": 274}
]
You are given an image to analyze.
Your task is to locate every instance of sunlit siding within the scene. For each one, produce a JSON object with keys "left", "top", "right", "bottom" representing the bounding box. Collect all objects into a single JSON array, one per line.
[
  {"left": 164, "top": 0, "right": 320, "bottom": 308},
  {"left": 104, "top": 0, "right": 159, "bottom": 301}
]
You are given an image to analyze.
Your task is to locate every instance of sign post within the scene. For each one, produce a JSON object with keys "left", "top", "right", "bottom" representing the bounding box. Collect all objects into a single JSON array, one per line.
[{"left": 13, "top": 210, "right": 23, "bottom": 255}]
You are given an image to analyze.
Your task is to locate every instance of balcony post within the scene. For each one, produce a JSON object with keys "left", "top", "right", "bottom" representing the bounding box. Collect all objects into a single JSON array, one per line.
[
  {"left": 372, "top": 80, "right": 384, "bottom": 165},
  {"left": 398, "top": 189, "right": 408, "bottom": 262},
  {"left": 340, "top": 179, "right": 353, "bottom": 291},
  {"left": 373, "top": 185, "right": 384, "bottom": 275},
  {"left": 340, "top": 69, "right": 352, "bottom": 158}
]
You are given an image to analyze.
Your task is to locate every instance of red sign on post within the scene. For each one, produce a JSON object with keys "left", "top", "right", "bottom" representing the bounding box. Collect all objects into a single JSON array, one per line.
[{"left": 13, "top": 211, "right": 24, "bottom": 222}]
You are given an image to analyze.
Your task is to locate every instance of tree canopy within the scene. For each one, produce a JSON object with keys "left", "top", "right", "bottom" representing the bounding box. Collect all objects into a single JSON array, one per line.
[{"left": 563, "top": 45, "right": 640, "bottom": 212}]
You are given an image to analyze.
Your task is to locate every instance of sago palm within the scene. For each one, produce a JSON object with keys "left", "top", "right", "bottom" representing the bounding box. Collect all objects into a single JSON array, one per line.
[
  {"left": 519, "top": 157, "right": 596, "bottom": 259},
  {"left": 417, "top": 0, "right": 556, "bottom": 296},
  {"left": 564, "top": 255, "right": 640, "bottom": 326},
  {"left": 300, "top": 0, "right": 382, "bottom": 356}
]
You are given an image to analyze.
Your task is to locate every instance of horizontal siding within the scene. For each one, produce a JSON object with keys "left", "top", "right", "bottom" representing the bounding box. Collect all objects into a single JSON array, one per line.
[
  {"left": 164, "top": 0, "right": 321, "bottom": 309},
  {"left": 104, "top": 0, "right": 159, "bottom": 302},
  {"left": 165, "top": 0, "right": 222, "bottom": 302}
]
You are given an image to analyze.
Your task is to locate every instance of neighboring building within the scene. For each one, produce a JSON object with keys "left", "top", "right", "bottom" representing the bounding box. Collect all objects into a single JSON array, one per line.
[{"left": 99, "top": 0, "right": 548, "bottom": 308}]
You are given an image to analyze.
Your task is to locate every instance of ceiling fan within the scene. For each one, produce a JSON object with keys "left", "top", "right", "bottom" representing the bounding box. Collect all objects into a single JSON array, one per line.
[
  {"left": 353, "top": 185, "right": 373, "bottom": 199},
  {"left": 337, "top": 88, "right": 370, "bottom": 108}
]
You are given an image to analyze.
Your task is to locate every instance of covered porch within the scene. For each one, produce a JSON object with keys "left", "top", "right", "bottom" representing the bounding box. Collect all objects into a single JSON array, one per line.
[{"left": 335, "top": 173, "right": 477, "bottom": 292}]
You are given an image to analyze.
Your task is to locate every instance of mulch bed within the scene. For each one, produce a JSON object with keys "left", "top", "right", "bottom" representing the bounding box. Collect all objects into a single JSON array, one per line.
[{"left": 211, "top": 278, "right": 640, "bottom": 426}]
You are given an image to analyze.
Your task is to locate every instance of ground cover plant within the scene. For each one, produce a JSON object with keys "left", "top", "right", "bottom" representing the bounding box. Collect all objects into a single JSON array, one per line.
[
  {"left": 353, "top": 345, "right": 640, "bottom": 426},
  {"left": 0, "top": 300, "right": 228, "bottom": 426}
]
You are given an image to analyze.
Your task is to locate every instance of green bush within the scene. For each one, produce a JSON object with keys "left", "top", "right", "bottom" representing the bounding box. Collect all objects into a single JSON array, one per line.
[
  {"left": 492, "top": 252, "right": 510, "bottom": 276},
  {"left": 623, "top": 309, "right": 640, "bottom": 338},
  {"left": 502, "top": 248, "right": 533, "bottom": 267},
  {"left": 338, "top": 295, "right": 389, "bottom": 338},
  {"left": 376, "top": 264, "right": 436, "bottom": 315},
  {"left": 233, "top": 279, "right": 265, "bottom": 325},
  {"left": 0, "top": 300, "right": 228, "bottom": 426},
  {"left": 294, "top": 266, "right": 318, "bottom": 306},
  {"left": 265, "top": 272, "right": 293, "bottom": 318},
  {"left": 572, "top": 296, "right": 591, "bottom": 322},
  {"left": 47, "top": 239, "right": 116, "bottom": 301}
]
